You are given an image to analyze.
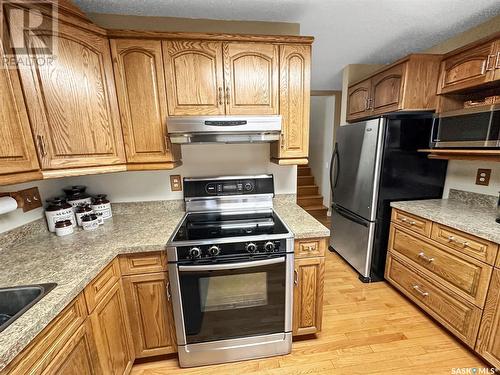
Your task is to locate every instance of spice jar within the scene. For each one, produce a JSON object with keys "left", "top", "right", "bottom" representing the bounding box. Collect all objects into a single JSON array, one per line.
[
  {"left": 75, "top": 204, "right": 93, "bottom": 226},
  {"left": 81, "top": 214, "right": 100, "bottom": 231},
  {"left": 55, "top": 220, "right": 74, "bottom": 237},
  {"left": 91, "top": 194, "right": 112, "bottom": 221},
  {"left": 45, "top": 198, "right": 76, "bottom": 232},
  {"left": 64, "top": 186, "right": 92, "bottom": 210}
]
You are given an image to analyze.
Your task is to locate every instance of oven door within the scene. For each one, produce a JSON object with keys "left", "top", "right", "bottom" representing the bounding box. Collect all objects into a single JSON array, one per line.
[{"left": 170, "top": 255, "right": 292, "bottom": 346}]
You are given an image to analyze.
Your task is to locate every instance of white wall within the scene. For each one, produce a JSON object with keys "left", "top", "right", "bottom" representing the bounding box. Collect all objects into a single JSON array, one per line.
[
  {"left": 0, "top": 144, "right": 296, "bottom": 233},
  {"left": 309, "top": 96, "right": 336, "bottom": 210},
  {"left": 443, "top": 160, "right": 500, "bottom": 198}
]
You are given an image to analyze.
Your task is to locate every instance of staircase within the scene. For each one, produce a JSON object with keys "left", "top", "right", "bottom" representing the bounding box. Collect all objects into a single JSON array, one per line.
[{"left": 297, "top": 165, "right": 331, "bottom": 228}]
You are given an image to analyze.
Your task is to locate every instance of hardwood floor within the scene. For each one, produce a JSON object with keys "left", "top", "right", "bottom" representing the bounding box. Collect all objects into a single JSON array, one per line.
[{"left": 131, "top": 250, "right": 488, "bottom": 375}]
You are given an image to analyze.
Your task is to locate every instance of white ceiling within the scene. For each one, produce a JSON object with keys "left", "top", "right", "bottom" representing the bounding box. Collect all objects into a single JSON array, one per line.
[{"left": 75, "top": 0, "right": 500, "bottom": 90}]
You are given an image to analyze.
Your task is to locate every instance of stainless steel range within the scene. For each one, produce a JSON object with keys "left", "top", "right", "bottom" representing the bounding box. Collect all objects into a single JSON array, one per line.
[{"left": 167, "top": 175, "right": 294, "bottom": 368}]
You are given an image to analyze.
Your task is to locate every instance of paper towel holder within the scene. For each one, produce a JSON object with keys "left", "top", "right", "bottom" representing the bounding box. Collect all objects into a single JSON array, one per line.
[{"left": 0, "top": 187, "right": 42, "bottom": 212}]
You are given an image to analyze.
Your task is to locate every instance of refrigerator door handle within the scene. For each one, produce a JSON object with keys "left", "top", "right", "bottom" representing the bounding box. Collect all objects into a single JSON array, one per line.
[
  {"left": 333, "top": 204, "right": 369, "bottom": 227},
  {"left": 330, "top": 142, "right": 340, "bottom": 195}
]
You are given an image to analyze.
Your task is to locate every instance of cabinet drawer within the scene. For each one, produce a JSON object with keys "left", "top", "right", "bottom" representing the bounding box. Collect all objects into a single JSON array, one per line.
[
  {"left": 5, "top": 294, "right": 87, "bottom": 374},
  {"left": 390, "top": 226, "right": 492, "bottom": 307},
  {"left": 385, "top": 253, "right": 482, "bottom": 348},
  {"left": 119, "top": 252, "right": 167, "bottom": 275},
  {"left": 391, "top": 209, "right": 431, "bottom": 237},
  {"left": 84, "top": 259, "right": 121, "bottom": 312},
  {"left": 431, "top": 223, "right": 498, "bottom": 265},
  {"left": 295, "top": 238, "right": 326, "bottom": 258}
]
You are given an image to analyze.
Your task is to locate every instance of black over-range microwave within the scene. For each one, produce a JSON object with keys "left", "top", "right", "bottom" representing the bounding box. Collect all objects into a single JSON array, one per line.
[{"left": 430, "top": 106, "right": 500, "bottom": 148}]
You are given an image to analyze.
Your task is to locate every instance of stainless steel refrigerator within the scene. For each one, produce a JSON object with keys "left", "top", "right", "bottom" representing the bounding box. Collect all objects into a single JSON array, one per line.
[{"left": 329, "top": 116, "right": 447, "bottom": 282}]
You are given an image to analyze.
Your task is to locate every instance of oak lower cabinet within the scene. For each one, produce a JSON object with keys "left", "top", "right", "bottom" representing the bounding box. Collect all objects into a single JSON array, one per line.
[
  {"left": 346, "top": 54, "right": 442, "bottom": 122},
  {"left": 110, "top": 39, "right": 181, "bottom": 169},
  {"left": 122, "top": 272, "right": 177, "bottom": 358},
  {"left": 271, "top": 44, "right": 311, "bottom": 165},
  {"left": 8, "top": 4, "right": 126, "bottom": 174},
  {"left": 476, "top": 268, "right": 500, "bottom": 369},
  {"left": 293, "top": 238, "right": 326, "bottom": 336},
  {"left": 0, "top": 27, "right": 41, "bottom": 185}
]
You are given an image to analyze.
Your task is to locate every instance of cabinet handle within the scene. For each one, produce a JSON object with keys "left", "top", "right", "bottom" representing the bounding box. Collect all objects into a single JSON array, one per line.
[
  {"left": 447, "top": 236, "right": 469, "bottom": 248},
  {"left": 164, "top": 135, "right": 170, "bottom": 151},
  {"left": 417, "top": 251, "right": 434, "bottom": 263},
  {"left": 412, "top": 285, "right": 429, "bottom": 297},
  {"left": 485, "top": 54, "right": 496, "bottom": 71},
  {"left": 280, "top": 133, "right": 285, "bottom": 150},
  {"left": 218, "top": 87, "right": 223, "bottom": 105},
  {"left": 36, "top": 135, "right": 47, "bottom": 157},
  {"left": 225, "top": 87, "right": 230, "bottom": 105},
  {"left": 365, "top": 97, "right": 370, "bottom": 110},
  {"left": 495, "top": 52, "right": 500, "bottom": 69},
  {"left": 294, "top": 269, "right": 298, "bottom": 286},
  {"left": 399, "top": 217, "right": 416, "bottom": 226},
  {"left": 166, "top": 282, "right": 171, "bottom": 301}
]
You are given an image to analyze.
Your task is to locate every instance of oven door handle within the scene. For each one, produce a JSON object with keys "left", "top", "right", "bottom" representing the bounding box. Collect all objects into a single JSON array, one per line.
[{"left": 178, "top": 256, "right": 285, "bottom": 272}]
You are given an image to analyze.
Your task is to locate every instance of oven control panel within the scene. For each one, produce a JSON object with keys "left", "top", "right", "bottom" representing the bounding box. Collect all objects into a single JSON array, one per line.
[
  {"left": 183, "top": 175, "right": 274, "bottom": 197},
  {"left": 177, "top": 239, "right": 285, "bottom": 261},
  {"left": 205, "top": 180, "right": 254, "bottom": 195}
]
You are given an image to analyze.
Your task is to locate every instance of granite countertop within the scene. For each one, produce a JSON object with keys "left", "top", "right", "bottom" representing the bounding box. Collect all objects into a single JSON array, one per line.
[
  {"left": 391, "top": 190, "right": 500, "bottom": 244},
  {"left": 0, "top": 196, "right": 329, "bottom": 370}
]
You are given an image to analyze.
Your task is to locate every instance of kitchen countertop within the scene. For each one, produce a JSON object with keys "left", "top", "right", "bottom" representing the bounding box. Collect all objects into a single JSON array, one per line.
[
  {"left": 391, "top": 191, "right": 500, "bottom": 245},
  {"left": 0, "top": 196, "right": 329, "bottom": 370}
]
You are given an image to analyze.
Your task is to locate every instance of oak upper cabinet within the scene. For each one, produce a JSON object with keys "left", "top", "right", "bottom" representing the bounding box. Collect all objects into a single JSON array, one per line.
[
  {"left": 476, "top": 268, "right": 500, "bottom": 369},
  {"left": 370, "top": 63, "right": 404, "bottom": 115},
  {"left": 122, "top": 272, "right": 177, "bottom": 358},
  {"left": 437, "top": 38, "right": 499, "bottom": 94},
  {"left": 346, "top": 80, "right": 372, "bottom": 121},
  {"left": 12, "top": 10, "right": 126, "bottom": 172},
  {"left": 111, "top": 39, "right": 181, "bottom": 167},
  {"left": 0, "top": 35, "right": 41, "bottom": 185},
  {"left": 88, "top": 281, "right": 134, "bottom": 375},
  {"left": 270, "top": 44, "right": 310, "bottom": 163},
  {"left": 163, "top": 40, "right": 225, "bottom": 116},
  {"left": 223, "top": 42, "right": 279, "bottom": 115}
]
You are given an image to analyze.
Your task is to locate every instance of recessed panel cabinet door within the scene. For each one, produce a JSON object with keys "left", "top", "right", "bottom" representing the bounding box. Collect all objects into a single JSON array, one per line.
[
  {"left": 476, "top": 268, "right": 500, "bottom": 369},
  {"left": 111, "top": 39, "right": 179, "bottom": 164},
  {"left": 277, "top": 44, "right": 311, "bottom": 158},
  {"left": 122, "top": 272, "right": 177, "bottom": 358},
  {"left": 0, "top": 37, "right": 40, "bottom": 179},
  {"left": 293, "top": 257, "right": 325, "bottom": 336},
  {"left": 163, "top": 40, "right": 225, "bottom": 116},
  {"left": 371, "top": 63, "right": 404, "bottom": 115},
  {"left": 14, "top": 15, "right": 125, "bottom": 169},
  {"left": 223, "top": 42, "right": 279, "bottom": 115},
  {"left": 346, "top": 80, "right": 371, "bottom": 121}
]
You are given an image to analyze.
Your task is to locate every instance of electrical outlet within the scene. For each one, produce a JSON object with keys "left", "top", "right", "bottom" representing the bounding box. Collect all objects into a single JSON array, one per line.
[
  {"left": 475, "top": 169, "right": 491, "bottom": 186},
  {"left": 170, "top": 175, "right": 182, "bottom": 192},
  {"left": 20, "top": 187, "right": 42, "bottom": 212}
]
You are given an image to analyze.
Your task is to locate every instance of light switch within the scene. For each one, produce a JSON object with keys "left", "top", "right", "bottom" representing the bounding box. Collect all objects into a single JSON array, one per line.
[
  {"left": 170, "top": 175, "right": 182, "bottom": 192},
  {"left": 475, "top": 169, "right": 491, "bottom": 186}
]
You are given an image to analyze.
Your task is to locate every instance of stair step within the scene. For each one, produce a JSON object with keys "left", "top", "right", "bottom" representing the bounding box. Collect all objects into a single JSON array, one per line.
[
  {"left": 297, "top": 164, "right": 310, "bottom": 169},
  {"left": 297, "top": 176, "right": 314, "bottom": 186},
  {"left": 297, "top": 185, "right": 319, "bottom": 196},
  {"left": 304, "top": 205, "right": 328, "bottom": 214},
  {"left": 297, "top": 167, "right": 311, "bottom": 176},
  {"left": 297, "top": 195, "right": 324, "bottom": 207}
]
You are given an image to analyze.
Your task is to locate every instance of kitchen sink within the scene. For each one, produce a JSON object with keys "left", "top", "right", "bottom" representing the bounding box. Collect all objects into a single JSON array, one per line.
[{"left": 0, "top": 283, "right": 57, "bottom": 333}]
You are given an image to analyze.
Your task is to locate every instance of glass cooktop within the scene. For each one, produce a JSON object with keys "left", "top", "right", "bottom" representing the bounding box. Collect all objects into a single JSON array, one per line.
[{"left": 172, "top": 210, "right": 290, "bottom": 242}]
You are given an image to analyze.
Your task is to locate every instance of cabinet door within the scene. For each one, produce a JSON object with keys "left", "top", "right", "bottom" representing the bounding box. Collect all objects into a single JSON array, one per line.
[
  {"left": 346, "top": 80, "right": 371, "bottom": 122},
  {"left": 293, "top": 257, "right": 325, "bottom": 336},
  {"left": 111, "top": 39, "right": 180, "bottom": 164},
  {"left": 494, "top": 40, "right": 500, "bottom": 82},
  {"left": 276, "top": 44, "right": 311, "bottom": 159},
  {"left": 89, "top": 281, "right": 134, "bottom": 375},
  {"left": 42, "top": 319, "right": 102, "bottom": 375},
  {"left": 438, "top": 40, "right": 497, "bottom": 94},
  {"left": 163, "top": 40, "right": 224, "bottom": 116},
  {"left": 476, "top": 268, "right": 500, "bottom": 369},
  {"left": 122, "top": 272, "right": 177, "bottom": 358},
  {"left": 371, "top": 63, "right": 404, "bottom": 115},
  {"left": 223, "top": 42, "right": 279, "bottom": 115},
  {"left": 0, "top": 32, "right": 40, "bottom": 181},
  {"left": 14, "top": 13, "right": 125, "bottom": 170}
]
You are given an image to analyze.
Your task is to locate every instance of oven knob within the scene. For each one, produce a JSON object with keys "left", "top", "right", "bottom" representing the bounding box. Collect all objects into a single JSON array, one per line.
[
  {"left": 208, "top": 245, "right": 220, "bottom": 257},
  {"left": 245, "top": 242, "right": 258, "bottom": 253},
  {"left": 264, "top": 241, "right": 275, "bottom": 252},
  {"left": 188, "top": 247, "right": 201, "bottom": 259}
]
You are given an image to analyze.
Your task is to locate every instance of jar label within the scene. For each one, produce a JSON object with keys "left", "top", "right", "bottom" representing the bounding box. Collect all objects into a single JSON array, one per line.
[
  {"left": 91, "top": 203, "right": 112, "bottom": 220},
  {"left": 45, "top": 209, "right": 76, "bottom": 232}
]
